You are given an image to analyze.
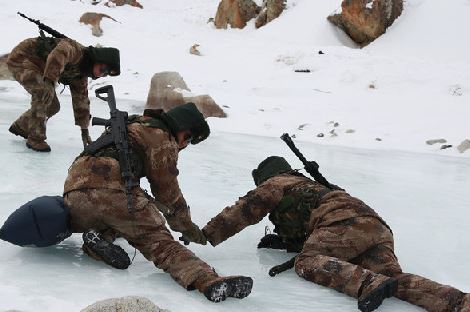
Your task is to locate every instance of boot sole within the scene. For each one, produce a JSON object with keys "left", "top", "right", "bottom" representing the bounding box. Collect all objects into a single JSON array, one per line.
[
  {"left": 358, "top": 278, "right": 398, "bottom": 312},
  {"left": 204, "top": 276, "right": 253, "bottom": 303},
  {"left": 26, "top": 142, "right": 51, "bottom": 152},
  {"left": 83, "top": 234, "right": 131, "bottom": 270}
]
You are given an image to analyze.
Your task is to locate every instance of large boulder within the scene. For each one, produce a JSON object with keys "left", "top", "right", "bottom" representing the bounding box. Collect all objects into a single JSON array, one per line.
[
  {"left": 81, "top": 296, "right": 169, "bottom": 312},
  {"left": 146, "top": 72, "right": 226, "bottom": 118},
  {"left": 255, "top": 0, "right": 286, "bottom": 28},
  {"left": 79, "top": 12, "right": 117, "bottom": 37},
  {"left": 215, "top": 0, "right": 260, "bottom": 29},
  {"left": 0, "top": 54, "right": 13, "bottom": 80},
  {"left": 328, "top": 0, "right": 403, "bottom": 46}
]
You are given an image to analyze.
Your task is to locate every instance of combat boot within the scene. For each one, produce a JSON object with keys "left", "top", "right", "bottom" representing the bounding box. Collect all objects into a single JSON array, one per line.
[
  {"left": 195, "top": 275, "right": 253, "bottom": 302},
  {"left": 82, "top": 230, "right": 131, "bottom": 270},
  {"left": 26, "top": 137, "right": 51, "bottom": 152},
  {"left": 8, "top": 122, "right": 28, "bottom": 139},
  {"left": 358, "top": 275, "right": 398, "bottom": 312}
]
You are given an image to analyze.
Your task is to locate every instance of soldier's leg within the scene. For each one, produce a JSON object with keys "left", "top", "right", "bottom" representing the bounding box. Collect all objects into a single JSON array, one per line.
[
  {"left": 65, "top": 188, "right": 253, "bottom": 302},
  {"left": 356, "top": 244, "right": 469, "bottom": 312},
  {"left": 295, "top": 217, "right": 398, "bottom": 311},
  {"left": 8, "top": 63, "right": 55, "bottom": 151}
]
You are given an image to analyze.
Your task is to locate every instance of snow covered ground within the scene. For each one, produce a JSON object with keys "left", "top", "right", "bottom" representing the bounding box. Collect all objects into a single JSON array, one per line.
[
  {"left": 0, "top": 0, "right": 469, "bottom": 311},
  {"left": 0, "top": 93, "right": 469, "bottom": 312},
  {"left": 1, "top": 0, "right": 469, "bottom": 157}
]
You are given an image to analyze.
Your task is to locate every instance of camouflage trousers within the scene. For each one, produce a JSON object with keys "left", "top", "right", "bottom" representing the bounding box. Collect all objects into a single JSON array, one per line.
[
  {"left": 7, "top": 59, "right": 59, "bottom": 141},
  {"left": 64, "top": 187, "right": 218, "bottom": 290},
  {"left": 295, "top": 217, "right": 467, "bottom": 312}
]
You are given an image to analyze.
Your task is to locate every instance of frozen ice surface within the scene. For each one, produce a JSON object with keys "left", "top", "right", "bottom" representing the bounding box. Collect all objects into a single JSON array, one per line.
[{"left": 0, "top": 94, "right": 469, "bottom": 312}]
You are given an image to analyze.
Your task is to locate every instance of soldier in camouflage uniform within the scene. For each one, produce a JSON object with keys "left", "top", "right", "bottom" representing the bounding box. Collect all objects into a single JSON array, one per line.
[
  {"left": 202, "top": 156, "right": 470, "bottom": 311},
  {"left": 7, "top": 35, "right": 120, "bottom": 152},
  {"left": 63, "top": 103, "right": 253, "bottom": 302}
]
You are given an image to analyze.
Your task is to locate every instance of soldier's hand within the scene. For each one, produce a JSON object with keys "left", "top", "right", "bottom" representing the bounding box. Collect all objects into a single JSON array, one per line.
[
  {"left": 179, "top": 224, "right": 207, "bottom": 245},
  {"left": 257, "top": 234, "right": 286, "bottom": 250},
  {"left": 81, "top": 128, "right": 92, "bottom": 148}
]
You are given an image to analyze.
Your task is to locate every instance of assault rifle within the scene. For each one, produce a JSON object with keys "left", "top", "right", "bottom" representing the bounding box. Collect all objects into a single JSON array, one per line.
[
  {"left": 88, "top": 85, "right": 138, "bottom": 214},
  {"left": 281, "top": 133, "right": 335, "bottom": 189},
  {"left": 17, "top": 12, "right": 68, "bottom": 39}
]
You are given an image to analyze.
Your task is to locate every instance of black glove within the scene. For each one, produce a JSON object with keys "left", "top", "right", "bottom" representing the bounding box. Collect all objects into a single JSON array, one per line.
[
  {"left": 257, "top": 234, "right": 286, "bottom": 250},
  {"left": 81, "top": 128, "right": 92, "bottom": 148}
]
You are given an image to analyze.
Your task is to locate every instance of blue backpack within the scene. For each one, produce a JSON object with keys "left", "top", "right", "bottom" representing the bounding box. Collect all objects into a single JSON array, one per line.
[{"left": 0, "top": 196, "right": 72, "bottom": 247}]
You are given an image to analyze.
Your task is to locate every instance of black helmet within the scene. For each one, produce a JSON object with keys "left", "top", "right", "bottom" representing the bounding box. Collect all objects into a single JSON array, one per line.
[
  {"left": 252, "top": 156, "right": 292, "bottom": 186},
  {"left": 87, "top": 46, "right": 120, "bottom": 76},
  {"left": 164, "top": 103, "right": 210, "bottom": 144}
]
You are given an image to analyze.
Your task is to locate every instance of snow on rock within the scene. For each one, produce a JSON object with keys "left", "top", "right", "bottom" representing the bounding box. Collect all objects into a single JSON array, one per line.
[{"left": 81, "top": 296, "right": 169, "bottom": 312}]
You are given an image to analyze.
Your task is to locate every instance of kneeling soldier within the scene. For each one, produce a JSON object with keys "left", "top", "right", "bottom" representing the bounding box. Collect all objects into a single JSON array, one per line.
[
  {"left": 202, "top": 156, "right": 470, "bottom": 311},
  {"left": 64, "top": 103, "right": 253, "bottom": 302}
]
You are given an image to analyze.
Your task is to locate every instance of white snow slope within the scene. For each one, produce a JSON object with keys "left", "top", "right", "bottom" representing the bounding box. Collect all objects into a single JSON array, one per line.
[{"left": 0, "top": 0, "right": 469, "bottom": 311}]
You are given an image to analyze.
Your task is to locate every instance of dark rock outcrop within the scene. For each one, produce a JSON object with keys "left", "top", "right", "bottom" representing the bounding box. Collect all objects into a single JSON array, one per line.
[
  {"left": 215, "top": 0, "right": 260, "bottom": 29},
  {"left": 255, "top": 0, "right": 286, "bottom": 28},
  {"left": 328, "top": 0, "right": 403, "bottom": 46}
]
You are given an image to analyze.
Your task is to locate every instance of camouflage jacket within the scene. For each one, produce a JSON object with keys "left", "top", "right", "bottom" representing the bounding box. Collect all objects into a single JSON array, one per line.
[
  {"left": 203, "top": 172, "right": 389, "bottom": 247},
  {"left": 63, "top": 121, "right": 194, "bottom": 233},
  {"left": 7, "top": 37, "right": 90, "bottom": 128}
]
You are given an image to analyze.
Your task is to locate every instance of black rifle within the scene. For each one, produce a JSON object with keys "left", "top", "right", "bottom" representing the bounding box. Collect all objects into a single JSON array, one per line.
[
  {"left": 269, "top": 256, "right": 296, "bottom": 277},
  {"left": 281, "top": 133, "right": 334, "bottom": 189},
  {"left": 91, "top": 85, "right": 138, "bottom": 214},
  {"left": 17, "top": 12, "right": 67, "bottom": 39}
]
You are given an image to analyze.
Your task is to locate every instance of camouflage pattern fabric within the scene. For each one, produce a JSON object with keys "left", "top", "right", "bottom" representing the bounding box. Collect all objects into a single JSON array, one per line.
[
  {"left": 64, "top": 188, "right": 217, "bottom": 289},
  {"left": 203, "top": 172, "right": 469, "bottom": 311},
  {"left": 65, "top": 122, "right": 195, "bottom": 233},
  {"left": 7, "top": 37, "right": 91, "bottom": 140}
]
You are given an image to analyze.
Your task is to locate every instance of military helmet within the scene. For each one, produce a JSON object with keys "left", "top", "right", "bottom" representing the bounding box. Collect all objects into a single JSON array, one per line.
[
  {"left": 164, "top": 103, "right": 210, "bottom": 144},
  {"left": 87, "top": 46, "right": 120, "bottom": 76},
  {"left": 252, "top": 156, "right": 292, "bottom": 186}
]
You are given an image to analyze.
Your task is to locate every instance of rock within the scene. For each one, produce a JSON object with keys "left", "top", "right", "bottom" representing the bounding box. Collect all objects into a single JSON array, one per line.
[
  {"left": 105, "top": 0, "right": 143, "bottom": 9},
  {"left": 298, "top": 123, "right": 308, "bottom": 130},
  {"left": 449, "top": 84, "right": 463, "bottom": 96},
  {"left": 328, "top": 0, "right": 403, "bottom": 46},
  {"left": 318, "top": 50, "right": 325, "bottom": 55},
  {"left": 0, "top": 54, "right": 13, "bottom": 80},
  {"left": 457, "top": 139, "right": 470, "bottom": 153},
  {"left": 81, "top": 296, "right": 169, "bottom": 312},
  {"left": 345, "top": 129, "right": 355, "bottom": 133},
  {"left": 255, "top": 0, "right": 286, "bottom": 28},
  {"left": 440, "top": 144, "right": 453, "bottom": 150},
  {"left": 375, "top": 137, "right": 382, "bottom": 141},
  {"left": 215, "top": 0, "right": 260, "bottom": 29},
  {"left": 145, "top": 72, "right": 226, "bottom": 118},
  {"left": 294, "top": 69, "right": 311, "bottom": 73},
  {"left": 79, "top": 12, "right": 117, "bottom": 37},
  {"left": 426, "top": 138, "right": 447, "bottom": 145},
  {"left": 189, "top": 44, "right": 201, "bottom": 56},
  {"left": 317, "top": 133, "right": 325, "bottom": 138},
  {"left": 333, "top": 122, "right": 339, "bottom": 127}
]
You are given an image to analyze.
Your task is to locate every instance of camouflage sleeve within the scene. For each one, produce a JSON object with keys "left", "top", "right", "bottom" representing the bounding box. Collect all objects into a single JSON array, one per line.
[
  {"left": 69, "top": 77, "right": 90, "bottom": 128},
  {"left": 202, "top": 183, "right": 284, "bottom": 246},
  {"left": 43, "top": 38, "right": 84, "bottom": 82},
  {"left": 145, "top": 141, "right": 193, "bottom": 233}
]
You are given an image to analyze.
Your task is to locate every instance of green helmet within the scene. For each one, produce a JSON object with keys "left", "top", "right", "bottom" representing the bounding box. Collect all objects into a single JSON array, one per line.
[
  {"left": 164, "top": 103, "right": 210, "bottom": 144},
  {"left": 252, "top": 156, "right": 292, "bottom": 186},
  {"left": 87, "top": 46, "right": 120, "bottom": 76}
]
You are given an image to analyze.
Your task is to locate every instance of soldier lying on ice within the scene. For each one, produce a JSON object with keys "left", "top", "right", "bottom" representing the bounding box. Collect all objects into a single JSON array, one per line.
[{"left": 201, "top": 156, "right": 470, "bottom": 312}]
